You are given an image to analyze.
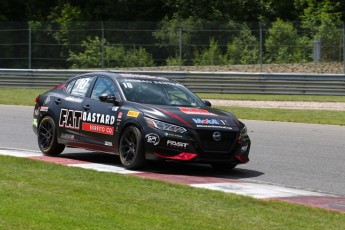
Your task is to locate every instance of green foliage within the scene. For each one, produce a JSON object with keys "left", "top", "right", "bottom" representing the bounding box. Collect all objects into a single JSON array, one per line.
[
  {"left": 68, "top": 36, "right": 103, "bottom": 68},
  {"left": 300, "top": 0, "right": 343, "bottom": 61},
  {"left": 193, "top": 38, "right": 226, "bottom": 65},
  {"left": 154, "top": 15, "right": 203, "bottom": 64},
  {"left": 165, "top": 56, "right": 183, "bottom": 66},
  {"left": 68, "top": 36, "right": 154, "bottom": 68},
  {"left": 265, "top": 19, "right": 311, "bottom": 63},
  {"left": 225, "top": 24, "right": 260, "bottom": 64}
]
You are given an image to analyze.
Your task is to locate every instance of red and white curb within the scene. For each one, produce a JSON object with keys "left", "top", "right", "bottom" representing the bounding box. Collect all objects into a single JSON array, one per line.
[{"left": 1, "top": 148, "right": 344, "bottom": 213}]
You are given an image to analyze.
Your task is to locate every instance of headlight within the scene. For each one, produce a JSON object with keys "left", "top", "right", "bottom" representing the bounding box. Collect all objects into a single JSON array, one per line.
[{"left": 144, "top": 117, "right": 187, "bottom": 133}]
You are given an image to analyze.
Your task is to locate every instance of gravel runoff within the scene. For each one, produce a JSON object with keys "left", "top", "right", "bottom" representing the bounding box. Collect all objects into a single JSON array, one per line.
[{"left": 208, "top": 100, "right": 345, "bottom": 111}]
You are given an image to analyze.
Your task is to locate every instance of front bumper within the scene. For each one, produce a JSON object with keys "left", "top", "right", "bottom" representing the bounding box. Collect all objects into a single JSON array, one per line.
[{"left": 143, "top": 127, "right": 251, "bottom": 164}]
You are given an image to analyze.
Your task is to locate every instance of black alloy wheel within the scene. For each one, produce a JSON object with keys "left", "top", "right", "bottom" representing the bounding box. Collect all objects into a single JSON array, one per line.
[
  {"left": 38, "top": 116, "right": 65, "bottom": 155},
  {"left": 119, "top": 126, "right": 145, "bottom": 169}
]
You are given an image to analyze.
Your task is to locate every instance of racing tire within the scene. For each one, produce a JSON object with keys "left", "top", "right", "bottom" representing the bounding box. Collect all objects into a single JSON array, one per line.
[
  {"left": 211, "top": 163, "right": 237, "bottom": 172},
  {"left": 119, "top": 126, "right": 146, "bottom": 170},
  {"left": 37, "top": 116, "right": 65, "bottom": 156}
]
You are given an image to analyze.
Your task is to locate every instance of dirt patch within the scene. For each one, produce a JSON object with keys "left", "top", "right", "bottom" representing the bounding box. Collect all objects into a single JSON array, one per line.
[
  {"left": 120, "top": 62, "right": 345, "bottom": 74},
  {"left": 209, "top": 99, "right": 345, "bottom": 111}
]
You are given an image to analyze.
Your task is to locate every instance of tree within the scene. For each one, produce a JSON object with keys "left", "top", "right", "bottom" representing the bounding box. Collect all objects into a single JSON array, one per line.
[
  {"left": 265, "top": 19, "right": 311, "bottom": 63},
  {"left": 300, "top": 0, "right": 343, "bottom": 61},
  {"left": 225, "top": 24, "right": 260, "bottom": 64},
  {"left": 154, "top": 15, "right": 203, "bottom": 65},
  {"left": 193, "top": 38, "right": 226, "bottom": 65}
]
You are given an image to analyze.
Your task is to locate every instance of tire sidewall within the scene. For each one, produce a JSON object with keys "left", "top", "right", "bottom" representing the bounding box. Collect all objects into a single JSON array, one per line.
[{"left": 119, "top": 126, "right": 145, "bottom": 169}]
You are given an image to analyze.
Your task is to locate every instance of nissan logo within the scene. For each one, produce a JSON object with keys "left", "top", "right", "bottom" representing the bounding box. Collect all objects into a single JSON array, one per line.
[{"left": 212, "top": 132, "right": 222, "bottom": 141}]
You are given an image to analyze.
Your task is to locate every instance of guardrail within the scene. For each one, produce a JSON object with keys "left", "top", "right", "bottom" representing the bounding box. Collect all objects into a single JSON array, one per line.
[{"left": 0, "top": 69, "right": 345, "bottom": 95}]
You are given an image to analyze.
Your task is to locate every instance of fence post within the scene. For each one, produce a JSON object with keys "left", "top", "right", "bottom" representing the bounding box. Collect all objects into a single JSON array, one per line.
[
  {"left": 28, "top": 25, "right": 32, "bottom": 69},
  {"left": 343, "top": 22, "right": 345, "bottom": 74},
  {"left": 179, "top": 26, "right": 183, "bottom": 70},
  {"left": 101, "top": 21, "right": 105, "bottom": 68},
  {"left": 259, "top": 22, "right": 263, "bottom": 72}
]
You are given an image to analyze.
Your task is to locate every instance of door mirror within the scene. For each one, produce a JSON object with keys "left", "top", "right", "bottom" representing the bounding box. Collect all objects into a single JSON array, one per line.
[
  {"left": 99, "top": 94, "right": 116, "bottom": 103},
  {"left": 204, "top": 100, "right": 212, "bottom": 107},
  {"left": 99, "top": 94, "right": 123, "bottom": 106}
]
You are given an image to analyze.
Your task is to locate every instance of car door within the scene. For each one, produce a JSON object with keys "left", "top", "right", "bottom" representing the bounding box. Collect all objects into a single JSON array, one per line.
[
  {"left": 79, "top": 76, "right": 121, "bottom": 150},
  {"left": 57, "top": 76, "right": 95, "bottom": 143}
]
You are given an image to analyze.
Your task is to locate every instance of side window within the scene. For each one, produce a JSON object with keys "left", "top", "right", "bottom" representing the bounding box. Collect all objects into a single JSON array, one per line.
[
  {"left": 91, "top": 77, "right": 118, "bottom": 100},
  {"left": 65, "top": 79, "right": 76, "bottom": 94},
  {"left": 70, "top": 77, "right": 93, "bottom": 97}
]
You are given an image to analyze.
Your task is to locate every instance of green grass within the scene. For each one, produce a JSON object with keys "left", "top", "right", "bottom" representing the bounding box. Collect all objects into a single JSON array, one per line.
[
  {"left": 0, "top": 155, "right": 344, "bottom": 230},
  {"left": 1, "top": 88, "right": 344, "bottom": 125},
  {"left": 216, "top": 106, "right": 345, "bottom": 126},
  {"left": 0, "top": 88, "right": 48, "bottom": 106},
  {"left": 198, "top": 93, "right": 345, "bottom": 102},
  {"left": 1, "top": 89, "right": 345, "bottom": 106}
]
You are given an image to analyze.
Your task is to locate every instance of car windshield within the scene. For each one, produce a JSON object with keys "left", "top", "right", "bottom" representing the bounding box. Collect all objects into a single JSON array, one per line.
[{"left": 118, "top": 77, "right": 205, "bottom": 107}]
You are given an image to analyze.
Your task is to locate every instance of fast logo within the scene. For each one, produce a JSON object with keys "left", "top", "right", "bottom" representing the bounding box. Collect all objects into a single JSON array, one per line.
[{"left": 59, "top": 109, "right": 82, "bottom": 129}]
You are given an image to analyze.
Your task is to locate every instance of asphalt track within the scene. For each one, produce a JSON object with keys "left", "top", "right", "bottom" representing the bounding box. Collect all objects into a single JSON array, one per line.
[{"left": 1, "top": 105, "right": 345, "bottom": 212}]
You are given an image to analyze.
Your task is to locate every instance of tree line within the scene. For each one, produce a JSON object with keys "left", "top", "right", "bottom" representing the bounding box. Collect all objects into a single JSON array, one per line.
[{"left": 0, "top": 0, "right": 344, "bottom": 68}]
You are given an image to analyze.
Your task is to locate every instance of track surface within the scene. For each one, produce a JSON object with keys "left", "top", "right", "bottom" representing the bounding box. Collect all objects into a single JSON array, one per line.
[{"left": 1, "top": 105, "right": 345, "bottom": 212}]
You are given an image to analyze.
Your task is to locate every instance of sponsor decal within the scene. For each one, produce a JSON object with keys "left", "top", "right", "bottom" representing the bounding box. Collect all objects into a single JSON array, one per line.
[
  {"left": 61, "top": 133, "right": 75, "bottom": 140},
  {"left": 179, "top": 107, "right": 215, "bottom": 115},
  {"left": 33, "top": 119, "right": 38, "bottom": 127},
  {"left": 164, "top": 132, "right": 183, "bottom": 138},
  {"left": 196, "top": 125, "right": 232, "bottom": 130},
  {"left": 34, "top": 109, "right": 39, "bottom": 116},
  {"left": 40, "top": 106, "right": 49, "bottom": 112},
  {"left": 167, "top": 140, "right": 188, "bottom": 149},
  {"left": 145, "top": 133, "right": 160, "bottom": 146},
  {"left": 59, "top": 109, "right": 82, "bottom": 129},
  {"left": 65, "top": 96, "right": 83, "bottom": 103},
  {"left": 59, "top": 109, "right": 115, "bottom": 131},
  {"left": 192, "top": 118, "right": 229, "bottom": 126},
  {"left": 105, "top": 141, "right": 113, "bottom": 147},
  {"left": 112, "top": 106, "right": 119, "bottom": 112},
  {"left": 192, "top": 118, "right": 219, "bottom": 125},
  {"left": 117, "top": 112, "right": 123, "bottom": 119},
  {"left": 127, "top": 110, "right": 140, "bottom": 118},
  {"left": 82, "top": 112, "right": 115, "bottom": 125},
  {"left": 82, "top": 122, "right": 114, "bottom": 135}
]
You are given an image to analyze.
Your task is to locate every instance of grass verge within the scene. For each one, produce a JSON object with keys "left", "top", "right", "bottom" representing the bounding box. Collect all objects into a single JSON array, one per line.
[
  {"left": 0, "top": 155, "right": 344, "bottom": 229},
  {"left": 1, "top": 88, "right": 344, "bottom": 125},
  {"left": 0, "top": 88, "right": 48, "bottom": 106},
  {"left": 198, "top": 93, "right": 345, "bottom": 102},
  {"left": 216, "top": 106, "right": 345, "bottom": 126}
]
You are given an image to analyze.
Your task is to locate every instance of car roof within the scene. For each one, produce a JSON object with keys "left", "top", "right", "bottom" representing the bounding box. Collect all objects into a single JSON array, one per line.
[{"left": 73, "top": 71, "right": 169, "bottom": 81}]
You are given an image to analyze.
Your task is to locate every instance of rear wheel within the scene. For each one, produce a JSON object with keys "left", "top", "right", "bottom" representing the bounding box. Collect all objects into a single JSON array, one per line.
[
  {"left": 38, "top": 116, "right": 65, "bottom": 156},
  {"left": 119, "top": 126, "right": 145, "bottom": 170}
]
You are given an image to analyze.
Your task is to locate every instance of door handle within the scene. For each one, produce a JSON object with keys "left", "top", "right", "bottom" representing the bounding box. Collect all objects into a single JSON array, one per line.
[{"left": 83, "top": 105, "right": 90, "bottom": 110}]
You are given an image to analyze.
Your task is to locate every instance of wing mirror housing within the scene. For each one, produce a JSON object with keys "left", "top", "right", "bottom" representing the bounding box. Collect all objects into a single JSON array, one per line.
[
  {"left": 99, "top": 94, "right": 123, "bottom": 106},
  {"left": 204, "top": 100, "right": 212, "bottom": 107}
]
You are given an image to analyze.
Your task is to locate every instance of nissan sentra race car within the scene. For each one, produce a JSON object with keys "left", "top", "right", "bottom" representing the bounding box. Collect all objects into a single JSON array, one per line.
[{"left": 33, "top": 72, "right": 251, "bottom": 170}]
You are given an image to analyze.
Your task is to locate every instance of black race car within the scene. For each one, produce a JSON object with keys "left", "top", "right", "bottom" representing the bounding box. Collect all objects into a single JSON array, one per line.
[{"left": 33, "top": 72, "right": 250, "bottom": 170}]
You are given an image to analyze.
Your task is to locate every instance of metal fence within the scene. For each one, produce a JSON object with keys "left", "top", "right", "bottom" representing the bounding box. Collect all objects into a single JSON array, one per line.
[
  {"left": 1, "top": 69, "right": 344, "bottom": 96},
  {"left": 1, "top": 21, "right": 345, "bottom": 73}
]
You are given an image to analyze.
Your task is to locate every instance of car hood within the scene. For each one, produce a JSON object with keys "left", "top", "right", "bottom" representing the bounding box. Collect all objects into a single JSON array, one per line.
[{"left": 132, "top": 103, "right": 240, "bottom": 130}]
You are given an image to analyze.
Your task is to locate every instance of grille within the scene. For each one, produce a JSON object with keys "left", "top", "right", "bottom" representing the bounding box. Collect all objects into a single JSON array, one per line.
[{"left": 196, "top": 129, "right": 237, "bottom": 152}]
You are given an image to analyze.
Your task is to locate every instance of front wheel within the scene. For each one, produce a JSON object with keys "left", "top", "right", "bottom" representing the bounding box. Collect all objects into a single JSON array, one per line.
[
  {"left": 37, "top": 116, "right": 65, "bottom": 155},
  {"left": 119, "top": 126, "right": 145, "bottom": 170}
]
